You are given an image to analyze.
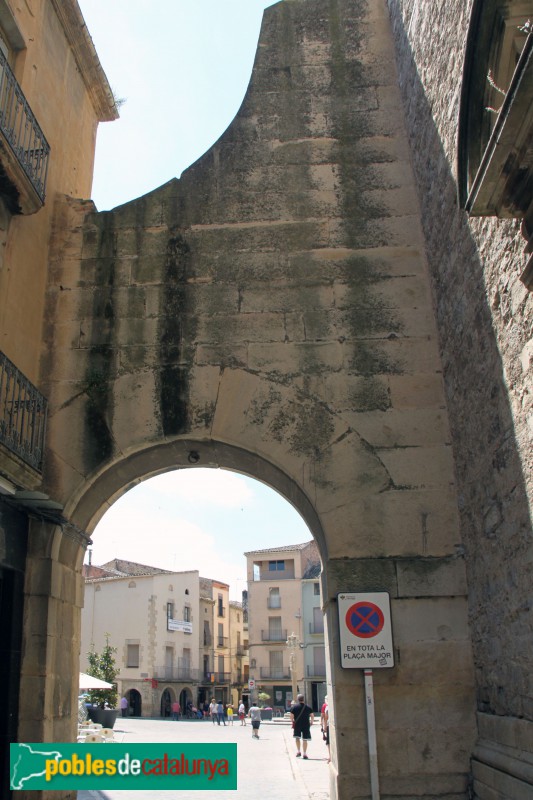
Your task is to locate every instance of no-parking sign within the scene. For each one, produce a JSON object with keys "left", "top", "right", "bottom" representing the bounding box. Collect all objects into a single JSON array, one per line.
[{"left": 338, "top": 592, "right": 394, "bottom": 668}]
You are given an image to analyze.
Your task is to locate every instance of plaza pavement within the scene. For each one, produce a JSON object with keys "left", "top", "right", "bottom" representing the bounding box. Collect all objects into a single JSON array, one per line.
[{"left": 78, "top": 716, "right": 330, "bottom": 800}]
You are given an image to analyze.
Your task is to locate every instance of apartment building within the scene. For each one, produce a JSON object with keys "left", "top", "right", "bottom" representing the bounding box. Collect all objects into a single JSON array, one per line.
[
  {"left": 245, "top": 541, "right": 324, "bottom": 711},
  {"left": 82, "top": 561, "right": 248, "bottom": 716},
  {"left": 301, "top": 565, "right": 326, "bottom": 710}
]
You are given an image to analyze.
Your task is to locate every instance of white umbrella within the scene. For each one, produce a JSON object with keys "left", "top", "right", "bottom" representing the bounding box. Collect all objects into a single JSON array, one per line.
[{"left": 79, "top": 672, "right": 113, "bottom": 690}]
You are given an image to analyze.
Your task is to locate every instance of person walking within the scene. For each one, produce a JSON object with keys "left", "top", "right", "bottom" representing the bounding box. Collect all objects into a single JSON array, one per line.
[
  {"left": 171, "top": 700, "right": 181, "bottom": 721},
  {"left": 291, "top": 693, "right": 315, "bottom": 759},
  {"left": 321, "top": 696, "right": 330, "bottom": 762},
  {"left": 249, "top": 702, "right": 261, "bottom": 738},
  {"left": 216, "top": 700, "right": 226, "bottom": 726},
  {"left": 226, "top": 703, "right": 234, "bottom": 725},
  {"left": 238, "top": 701, "right": 246, "bottom": 726},
  {"left": 120, "top": 696, "right": 128, "bottom": 718},
  {"left": 209, "top": 698, "right": 217, "bottom": 724}
]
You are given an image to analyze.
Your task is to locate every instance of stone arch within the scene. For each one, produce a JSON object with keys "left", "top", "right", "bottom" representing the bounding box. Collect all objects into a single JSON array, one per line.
[{"left": 26, "top": 1, "right": 478, "bottom": 797}]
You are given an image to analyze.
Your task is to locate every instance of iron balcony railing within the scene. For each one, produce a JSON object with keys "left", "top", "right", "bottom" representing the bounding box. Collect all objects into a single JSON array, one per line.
[
  {"left": 0, "top": 50, "right": 50, "bottom": 203},
  {"left": 309, "top": 622, "right": 324, "bottom": 634},
  {"left": 260, "top": 667, "right": 290, "bottom": 679},
  {"left": 153, "top": 665, "right": 202, "bottom": 682},
  {"left": 267, "top": 598, "right": 281, "bottom": 609},
  {"left": 306, "top": 664, "right": 326, "bottom": 677},
  {"left": 217, "top": 636, "right": 228, "bottom": 648},
  {"left": 0, "top": 350, "right": 47, "bottom": 472},
  {"left": 204, "top": 671, "right": 231, "bottom": 683},
  {"left": 261, "top": 629, "right": 288, "bottom": 642}
]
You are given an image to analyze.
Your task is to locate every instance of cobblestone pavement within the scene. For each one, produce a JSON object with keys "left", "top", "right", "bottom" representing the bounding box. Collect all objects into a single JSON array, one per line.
[{"left": 78, "top": 717, "right": 331, "bottom": 800}]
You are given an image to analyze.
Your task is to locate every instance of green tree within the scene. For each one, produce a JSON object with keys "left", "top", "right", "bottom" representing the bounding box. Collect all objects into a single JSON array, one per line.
[
  {"left": 86, "top": 633, "right": 119, "bottom": 708},
  {"left": 257, "top": 691, "right": 271, "bottom": 708}
]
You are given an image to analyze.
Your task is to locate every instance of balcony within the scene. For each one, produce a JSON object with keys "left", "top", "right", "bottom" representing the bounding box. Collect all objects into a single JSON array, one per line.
[
  {"left": 308, "top": 622, "right": 324, "bottom": 635},
  {"left": 203, "top": 671, "right": 231, "bottom": 684},
  {"left": 216, "top": 636, "right": 228, "bottom": 648},
  {"left": 260, "top": 667, "right": 290, "bottom": 680},
  {"left": 306, "top": 664, "right": 326, "bottom": 678},
  {"left": 0, "top": 350, "right": 47, "bottom": 481},
  {"left": 0, "top": 51, "right": 50, "bottom": 213},
  {"left": 261, "top": 629, "right": 288, "bottom": 642},
  {"left": 267, "top": 598, "right": 281, "bottom": 609},
  {"left": 153, "top": 665, "right": 202, "bottom": 682}
]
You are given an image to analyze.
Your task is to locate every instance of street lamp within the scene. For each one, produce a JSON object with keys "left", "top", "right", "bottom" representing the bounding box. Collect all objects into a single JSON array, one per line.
[{"left": 286, "top": 632, "right": 299, "bottom": 706}]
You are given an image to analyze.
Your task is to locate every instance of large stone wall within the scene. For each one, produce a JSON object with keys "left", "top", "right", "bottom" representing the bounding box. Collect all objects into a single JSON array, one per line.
[
  {"left": 387, "top": 1, "right": 533, "bottom": 796},
  {"left": 387, "top": 0, "right": 532, "bottom": 721},
  {"left": 37, "top": 1, "right": 482, "bottom": 798}
]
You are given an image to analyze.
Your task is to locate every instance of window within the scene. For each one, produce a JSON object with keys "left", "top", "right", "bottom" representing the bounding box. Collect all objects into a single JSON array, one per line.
[
  {"left": 204, "top": 621, "right": 211, "bottom": 646},
  {"left": 313, "top": 646, "right": 326, "bottom": 676},
  {"left": 127, "top": 644, "right": 139, "bottom": 668},
  {"left": 218, "top": 655, "right": 225, "bottom": 674},
  {"left": 268, "top": 587, "right": 281, "bottom": 608},
  {"left": 312, "top": 607, "right": 324, "bottom": 634},
  {"left": 268, "top": 560, "right": 285, "bottom": 571},
  {"left": 217, "top": 594, "right": 224, "bottom": 617},
  {"left": 268, "top": 617, "right": 283, "bottom": 640},
  {"left": 167, "top": 602, "right": 174, "bottom": 620},
  {"left": 218, "top": 622, "right": 225, "bottom": 646},
  {"left": 183, "top": 606, "right": 191, "bottom": 622},
  {"left": 269, "top": 650, "right": 283, "bottom": 677},
  {"left": 314, "top": 583, "right": 320, "bottom": 595},
  {"left": 458, "top": 0, "right": 533, "bottom": 287}
]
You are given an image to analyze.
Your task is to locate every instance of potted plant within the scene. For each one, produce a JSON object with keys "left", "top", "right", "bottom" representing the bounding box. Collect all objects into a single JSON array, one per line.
[
  {"left": 86, "top": 634, "right": 120, "bottom": 728},
  {"left": 257, "top": 692, "right": 273, "bottom": 721}
]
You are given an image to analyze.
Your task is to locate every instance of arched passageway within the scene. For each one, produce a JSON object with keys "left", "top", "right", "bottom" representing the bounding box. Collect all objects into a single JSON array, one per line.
[{"left": 18, "top": 1, "right": 478, "bottom": 797}]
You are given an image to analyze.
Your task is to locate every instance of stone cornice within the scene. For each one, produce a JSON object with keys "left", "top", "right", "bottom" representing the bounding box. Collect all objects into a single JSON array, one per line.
[{"left": 51, "top": 0, "right": 118, "bottom": 122}]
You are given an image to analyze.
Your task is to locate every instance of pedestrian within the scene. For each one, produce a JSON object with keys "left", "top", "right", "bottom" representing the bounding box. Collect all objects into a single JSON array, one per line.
[
  {"left": 120, "top": 696, "right": 128, "bottom": 718},
  {"left": 226, "top": 703, "right": 234, "bottom": 725},
  {"left": 172, "top": 700, "right": 181, "bottom": 721},
  {"left": 209, "top": 698, "right": 217, "bottom": 724},
  {"left": 238, "top": 701, "right": 246, "bottom": 726},
  {"left": 291, "top": 693, "right": 315, "bottom": 759},
  {"left": 216, "top": 700, "right": 226, "bottom": 726},
  {"left": 249, "top": 702, "right": 261, "bottom": 738},
  {"left": 320, "top": 695, "right": 330, "bottom": 762}
]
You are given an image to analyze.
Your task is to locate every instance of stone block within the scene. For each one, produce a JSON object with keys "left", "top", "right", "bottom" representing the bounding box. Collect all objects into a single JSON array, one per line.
[
  {"left": 396, "top": 557, "right": 467, "bottom": 598},
  {"left": 347, "top": 407, "right": 451, "bottom": 447},
  {"left": 377, "top": 443, "right": 455, "bottom": 488},
  {"left": 389, "top": 373, "right": 447, "bottom": 409},
  {"left": 392, "top": 597, "right": 471, "bottom": 644}
]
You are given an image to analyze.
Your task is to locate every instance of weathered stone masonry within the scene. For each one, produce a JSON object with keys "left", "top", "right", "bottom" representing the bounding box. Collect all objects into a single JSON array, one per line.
[{"left": 19, "top": 1, "right": 532, "bottom": 798}]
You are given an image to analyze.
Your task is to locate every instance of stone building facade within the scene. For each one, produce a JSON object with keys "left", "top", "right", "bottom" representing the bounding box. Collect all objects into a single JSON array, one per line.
[
  {"left": 0, "top": 1, "right": 531, "bottom": 799},
  {"left": 0, "top": 1, "right": 116, "bottom": 797}
]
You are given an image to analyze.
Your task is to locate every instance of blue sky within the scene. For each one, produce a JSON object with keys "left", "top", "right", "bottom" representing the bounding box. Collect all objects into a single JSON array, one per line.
[
  {"left": 78, "top": 0, "right": 278, "bottom": 210},
  {"left": 77, "top": 1, "right": 311, "bottom": 598}
]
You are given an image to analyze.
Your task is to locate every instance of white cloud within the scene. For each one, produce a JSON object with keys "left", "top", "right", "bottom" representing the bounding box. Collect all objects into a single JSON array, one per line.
[{"left": 141, "top": 469, "right": 255, "bottom": 509}]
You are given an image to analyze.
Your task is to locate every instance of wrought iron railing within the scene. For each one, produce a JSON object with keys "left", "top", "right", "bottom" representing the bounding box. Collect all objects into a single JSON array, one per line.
[
  {"left": 261, "top": 629, "right": 288, "bottom": 642},
  {"left": 306, "top": 664, "right": 326, "bottom": 677},
  {"left": 309, "top": 622, "right": 324, "bottom": 634},
  {"left": 0, "top": 350, "right": 47, "bottom": 472},
  {"left": 153, "top": 665, "right": 202, "bottom": 682},
  {"left": 260, "top": 667, "right": 290, "bottom": 679},
  {"left": 0, "top": 50, "right": 50, "bottom": 203}
]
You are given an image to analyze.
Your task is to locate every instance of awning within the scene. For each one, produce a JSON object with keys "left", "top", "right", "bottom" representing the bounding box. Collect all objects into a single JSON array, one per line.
[{"left": 79, "top": 672, "right": 113, "bottom": 690}]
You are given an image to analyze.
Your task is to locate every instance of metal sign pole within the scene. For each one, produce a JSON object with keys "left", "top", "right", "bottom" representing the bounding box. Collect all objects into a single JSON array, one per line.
[{"left": 364, "top": 669, "right": 380, "bottom": 800}]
